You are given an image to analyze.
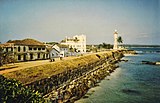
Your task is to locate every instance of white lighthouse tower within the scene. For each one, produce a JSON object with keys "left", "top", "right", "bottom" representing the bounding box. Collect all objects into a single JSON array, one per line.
[{"left": 113, "top": 29, "right": 118, "bottom": 50}]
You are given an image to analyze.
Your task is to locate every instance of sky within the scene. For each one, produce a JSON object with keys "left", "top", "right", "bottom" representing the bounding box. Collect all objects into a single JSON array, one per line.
[{"left": 0, "top": 0, "right": 159, "bottom": 45}]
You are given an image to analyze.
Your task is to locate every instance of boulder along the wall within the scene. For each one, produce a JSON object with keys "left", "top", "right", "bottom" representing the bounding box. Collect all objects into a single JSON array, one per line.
[
  {"left": 39, "top": 51, "right": 124, "bottom": 103},
  {"left": 44, "top": 63, "right": 118, "bottom": 103}
]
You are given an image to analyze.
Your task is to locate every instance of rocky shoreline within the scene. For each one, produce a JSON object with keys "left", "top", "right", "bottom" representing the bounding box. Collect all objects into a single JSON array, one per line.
[
  {"left": 4, "top": 50, "right": 136, "bottom": 103},
  {"left": 44, "top": 58, "right": 119, "bottom": 103},
  {"left": 43, "top": 50, "right": 134, "bottom": 103}
]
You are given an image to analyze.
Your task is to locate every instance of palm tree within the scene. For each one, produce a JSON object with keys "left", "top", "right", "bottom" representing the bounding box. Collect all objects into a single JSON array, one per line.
[
  {"left": 117, "top": 36, "right": 123, "bottom": 49},
  {"left": 117, "top": 36, "right": 123, "bottom": 44}
]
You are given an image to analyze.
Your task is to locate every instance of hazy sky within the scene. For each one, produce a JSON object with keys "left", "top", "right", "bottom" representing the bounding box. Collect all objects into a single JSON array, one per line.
[{"left": 0, "top": 0, "right": 159, "bottom": 45}]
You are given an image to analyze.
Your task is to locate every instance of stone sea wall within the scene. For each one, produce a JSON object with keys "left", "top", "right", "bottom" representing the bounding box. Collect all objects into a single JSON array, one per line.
[
  {"left": 25, "top": 50, "right": 134, "bottom": 103},
  {"left": 44, "top": 59, "right": 118, "bottom": 103}
]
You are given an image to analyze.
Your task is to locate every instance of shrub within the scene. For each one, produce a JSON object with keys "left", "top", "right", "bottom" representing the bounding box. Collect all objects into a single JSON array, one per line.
[{"left": 0, "top": 75, "right": 45, "bottom": 103}]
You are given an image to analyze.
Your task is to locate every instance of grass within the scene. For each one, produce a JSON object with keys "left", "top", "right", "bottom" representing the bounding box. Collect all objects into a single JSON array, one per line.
[
  {"left": 0, "top": 65, "right": 19, "bottom": 71},
  {"left": 3, "top": 51, "right": 113, "bottom": 85}
]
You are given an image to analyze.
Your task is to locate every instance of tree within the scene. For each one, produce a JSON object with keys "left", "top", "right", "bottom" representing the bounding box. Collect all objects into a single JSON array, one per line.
[
  {"left": 0, "top": 47, "right": 15, "bottom": 66},
  {"left": 98, "top": 44, "right": 103, "bottom": 49},
  {"left": 7, "top": 40, "right": 12, "bottom": 43},
  {"left": 117, "top": 36, "right": 123, "bottom": 49},
  {"left": 98, "top": 43, "right": 113, "bottom": 50},
  {"left": 0, "top": 47, "right": 3, "bottom": 66},
  {"left": 102, "top": 43, "right": 107, "bottom": 48},
  {"left": 0, "top": 75, "right": 45, "bottom": 102},
  {"left": 117, "top": 36, "right": 123, "bottom": 44}
]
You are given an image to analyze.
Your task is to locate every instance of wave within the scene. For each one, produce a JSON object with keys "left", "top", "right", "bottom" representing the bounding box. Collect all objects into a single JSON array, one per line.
[
  {"left": 135, "top": 50, "right": 160, "bottom": 54},
  {"left": 129, "top": 47, "right": 160, "bottom": 54}
]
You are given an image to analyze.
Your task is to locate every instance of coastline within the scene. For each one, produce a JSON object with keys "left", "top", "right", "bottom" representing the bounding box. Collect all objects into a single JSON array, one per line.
[
  {"left": 42, "top": 50, "right": 135, "bottom": 102},
  {"left": 3, "top": 50, "right": 136, "bottom": 103},
  {"left": 75, "top": 64, "right": 122, "bottom": 103},
  {"left": 74, "top": 48, "right": 160, "bottom": 103}
]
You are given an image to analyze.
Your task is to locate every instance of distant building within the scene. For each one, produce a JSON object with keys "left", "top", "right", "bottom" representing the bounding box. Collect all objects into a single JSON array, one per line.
[
  {"left": 0, "top": 38, "right": 49, "bottom": 62},
  {"left": 49, "top": 44, "right": 69, "bottom": 59},
  {"left": 113, "top": 30, "right": 118, "bottom": 50},
  {"left": 49, "top": 47, "right": 60, "bottom": 59},
  {"left": 60, "top": 35, "right": 86, "bottom": 53}
]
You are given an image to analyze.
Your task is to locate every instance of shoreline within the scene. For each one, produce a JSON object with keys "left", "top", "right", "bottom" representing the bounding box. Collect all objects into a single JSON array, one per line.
[
  {"left": 43, "top": 58, "right": 119, "bottom": 102},
  {"left": 43, "top": 50, "right": 135, "bottom": 102},
  {"left": 2, "top": 50, "right": 136, "bottom": 103},
  {"left": 75, "top": 65, "right": 122, "bottom": 103}
]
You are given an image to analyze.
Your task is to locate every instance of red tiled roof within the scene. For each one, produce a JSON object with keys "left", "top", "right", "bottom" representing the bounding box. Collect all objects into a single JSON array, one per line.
[
  {"left": 7, "top": 38, "right": 44, "bottom": 46},
  {"left": 0, "top": 43, "right": 14, "bottom": 47}
]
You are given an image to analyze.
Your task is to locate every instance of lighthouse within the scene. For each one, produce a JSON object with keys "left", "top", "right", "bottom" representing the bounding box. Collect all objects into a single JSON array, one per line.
[{"left": 113, "top": 30, "right": 118, "bottom": 50}]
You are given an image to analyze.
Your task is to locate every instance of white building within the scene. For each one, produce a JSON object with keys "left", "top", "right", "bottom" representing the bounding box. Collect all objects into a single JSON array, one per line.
[
  {"left": 60, "top": 35, "right": 86, "bottom": 53},
  {"left": 113, "top": 30, "right": 118, "bottom": 50},
  {"left": 49, "top": 44, "right": 69, "bottom": 59}
]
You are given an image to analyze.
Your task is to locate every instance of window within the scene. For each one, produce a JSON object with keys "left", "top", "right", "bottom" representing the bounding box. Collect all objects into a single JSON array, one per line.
[
  {"left": 38, "top": 48, "right": 41, "bottom": 50},
  {"left": 46, "top": 54, "right": 49, "bottom": 58},
  {"left": 43, "top": 54, "right": 45, "bottom": 59},
  {"left": 52, "top": 53, "right": 54, "bottom": 57},
  {"left": 30, "top": 53, "right": 33, "bottom": 60},
  {"left": 18, "top": 55, "right": 21, "bottom": 60},
  {"left": 23, "top": 46, "right": 26, "bottom": 52},
  {"left": 6, "top": 48, "right": 8, "bottom": 52},
  {"left": 29, "top": 47, "right": 32, "bottom": 50},
  {"left": 11, "top": 48, "right": 13, "bottom": 52},
  {"left": 34, "top": 48, "right": 37, "bottom": 50},
  {"left": 37, "top": 53, "right": 40, "bottom": 59},
  {"left": 18, "top": 46, "right": 20, "bottom": 52},
  {"left": 42, "top": 48, "right": 45, "bottom": 50}
]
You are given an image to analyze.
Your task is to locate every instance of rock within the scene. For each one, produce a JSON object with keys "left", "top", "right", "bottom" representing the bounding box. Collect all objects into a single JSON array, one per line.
[
  {"left": 142, "top": 61, "right": 160, "bottom": 65},
  {"left": 142, "top": 61, "right": 156, "bottom": 65},
  {"left": 156, "top": 62, "right": 160, "bottom": 65},
  {"left": 43, "top": 51, "right": 124, "bottom": 102},
  {"left": 82, "top": 95, "right": 89, "bottom": 99},
  {"left": 121, "top": 59, "right": 128, "bottom": 62}
]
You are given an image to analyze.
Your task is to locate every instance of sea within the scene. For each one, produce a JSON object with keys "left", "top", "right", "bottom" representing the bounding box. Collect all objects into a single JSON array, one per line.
[{"left": 75, "top": 47, "right": 160, "bottom": 103}]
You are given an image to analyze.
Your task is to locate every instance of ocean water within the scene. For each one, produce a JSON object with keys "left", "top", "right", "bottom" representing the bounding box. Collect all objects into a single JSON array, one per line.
[{"left": 75, "top": 48, "right": 160, "bottom": 103}]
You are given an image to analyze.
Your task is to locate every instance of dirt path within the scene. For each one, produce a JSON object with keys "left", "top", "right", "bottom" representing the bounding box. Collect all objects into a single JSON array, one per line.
[
  {"left": 0, "top": 52, "right": 111, "bottom": 74},
  {"left": 0, "top": 56, "right": 76, "bottom": 74}
]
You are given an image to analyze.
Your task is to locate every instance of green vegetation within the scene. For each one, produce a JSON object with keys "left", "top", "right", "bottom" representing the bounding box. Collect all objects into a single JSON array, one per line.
[
  {"left": 86, "top": 43, "right": 113, "bottom": 52},
  {"left": 45, "top": 42, "right": 58, "bottom": 45},
  {"left": 98, "top": 43, "right": 113, "bottom": 49},
  {"left": 0, "top": 47, "right": 15, "bottom": 66},
  {"left": 117, "top": 36, "right": 123, "bottom": 44},
  {"left": 0, "top": 75, "right": 45, "bottom": 103}
]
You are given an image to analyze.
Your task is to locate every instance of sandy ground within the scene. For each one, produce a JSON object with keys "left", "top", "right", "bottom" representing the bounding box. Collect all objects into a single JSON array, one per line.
[{"left": 0, "top": 56, "right": 76, "bottom": 74}]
